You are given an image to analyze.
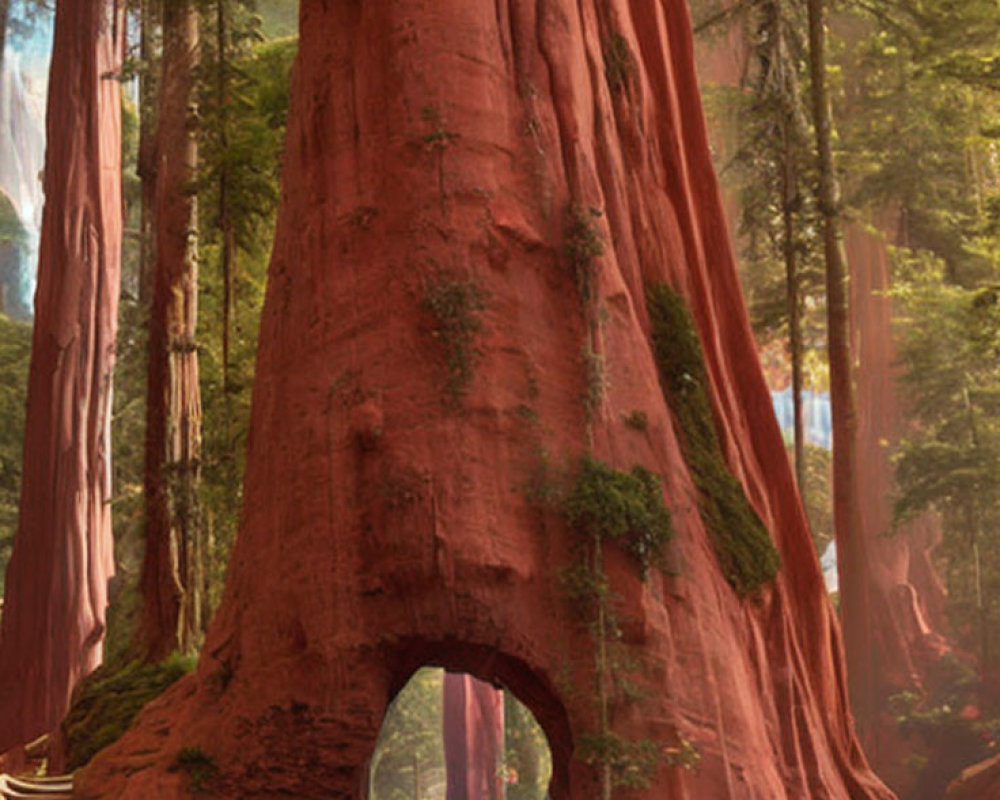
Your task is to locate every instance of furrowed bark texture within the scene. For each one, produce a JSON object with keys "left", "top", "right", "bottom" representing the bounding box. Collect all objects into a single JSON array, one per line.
[
  {"left": 0, "top": 0, "right": 122, "bottom": 754},
  {"left": 79, "top": 2, "right": 895, "bottom": 797},
  {"left": 140, "top": 0, "right": 203, "bottom": 661}
]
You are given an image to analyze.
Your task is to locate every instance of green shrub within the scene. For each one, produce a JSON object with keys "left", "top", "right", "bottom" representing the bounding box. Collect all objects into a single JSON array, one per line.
[
  {"left": 0, "top": 314, "right": 31, "bottom": 589},
  {"left": 578, "top": 732, "right": 661, "bottom": 788},
  {"left": 646, "top": 283, "right": 780, "bottom": 595},
  {"left": 63, "top": 652, "right": 196, "bottom": 770}
]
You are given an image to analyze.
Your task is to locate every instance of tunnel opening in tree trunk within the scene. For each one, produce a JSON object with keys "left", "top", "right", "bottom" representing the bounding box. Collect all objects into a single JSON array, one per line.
[{"left": 371, "top": 641, "right": 570, "bottom": 800}]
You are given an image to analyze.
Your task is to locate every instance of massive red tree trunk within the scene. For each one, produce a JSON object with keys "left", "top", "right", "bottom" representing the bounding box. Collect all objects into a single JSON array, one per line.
[
  {"left": 140, "top": 0, "right": 204, "bottom": 660},
  {"left": 0, "top": 0, "right": 122, "bottom": 754},
  {"left": 78, "top": 2, "right": 894, "bottom": 797}
]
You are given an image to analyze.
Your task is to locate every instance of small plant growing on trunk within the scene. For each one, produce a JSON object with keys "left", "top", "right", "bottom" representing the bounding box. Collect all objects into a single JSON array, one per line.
[{"left": 422, "top": 274, "right": 487, "bottom": 405}]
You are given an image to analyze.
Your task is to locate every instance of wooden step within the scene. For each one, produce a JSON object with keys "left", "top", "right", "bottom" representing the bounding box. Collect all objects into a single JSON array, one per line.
[{"left": 0, "top": 774, "right": 72, "bottom": 799}]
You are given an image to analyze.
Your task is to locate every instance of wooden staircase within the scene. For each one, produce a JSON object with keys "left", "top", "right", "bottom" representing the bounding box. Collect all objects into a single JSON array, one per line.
[{"left": 0, "top": 775, "right": 72, "bottom": 799}]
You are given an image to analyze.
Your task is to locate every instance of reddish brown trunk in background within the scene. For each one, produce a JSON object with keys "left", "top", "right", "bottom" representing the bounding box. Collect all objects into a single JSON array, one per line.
[
  {"left": 807, "top": 0, "right": 876, "bottom": 737},
  {"left": 0, "top": 0, "right": 122, "bottom": 753},
  {"left": 443, "top": 674, "right": 505, "bottom": 800},
  {"left": 847, "top": 216, "right": 953, "bottom": 794},
  {"left": 140, "top": 0, "right": 203, "bottom": 661},
  {"left": 78, "top": 2, "right": 895, "bottom": 798}
]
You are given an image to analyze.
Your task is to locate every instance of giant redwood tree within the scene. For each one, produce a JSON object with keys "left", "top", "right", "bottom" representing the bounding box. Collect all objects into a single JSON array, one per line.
[
  {"left": 79, "top": 1, "right": 895, "bottom": 797},
  {"left": 0, "top": 0, "right": 122, "bottom": 754},
  {"left": 140, "top": 0, "right": 204, "bottom": 660}
]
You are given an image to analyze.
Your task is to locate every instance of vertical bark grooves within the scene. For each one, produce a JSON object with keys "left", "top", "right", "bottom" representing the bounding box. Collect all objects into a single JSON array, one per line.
[
  {"left": 0, "top": 0, "right": 122, "bottom": 753},
  {"left": 79, "top": 2, "right": 893, "bottom": 797},
  {"left": 140, "top": 0, "right": 202, "bottom": 661}
]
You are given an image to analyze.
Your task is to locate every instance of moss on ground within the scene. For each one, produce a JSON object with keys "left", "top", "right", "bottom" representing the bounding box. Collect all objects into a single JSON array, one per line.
[
  {"left": 646, "top": 283, "right": 780, "bottom": 595},
  {"left": 62, "top": 652, "right": 196, "bottom": 770}
]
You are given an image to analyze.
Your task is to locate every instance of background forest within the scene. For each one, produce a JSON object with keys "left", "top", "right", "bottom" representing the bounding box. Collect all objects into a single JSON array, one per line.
[
  {"left": 2, "top": 0, "right": 1000, "bottom": 797},
  {"left": 693, "top": 0, "right": 1000, "bottom": 796}
]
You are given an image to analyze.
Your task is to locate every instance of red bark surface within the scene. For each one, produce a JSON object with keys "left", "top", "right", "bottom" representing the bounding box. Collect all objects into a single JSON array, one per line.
[
  {"left": 442, "top": 673, "right": 505, "bottom": 800},
  {"left": 77, "top": 2, "right": 894, "bottom": 797},
  {"left": 0, "top": 0, "right": 122, "bottom": 754}
]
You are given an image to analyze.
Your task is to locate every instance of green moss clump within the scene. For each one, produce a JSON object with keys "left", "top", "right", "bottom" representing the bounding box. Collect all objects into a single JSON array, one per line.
[
  {"left": 62, "top": 652, "right": 196, "bottom": 770},
  {"left": 646, "top": 283, "right": 781, "bottom": 595},
  {"left": 565, "top": 206, "right": 605, "bottom": 305},
  {"left": 604, "top": 33, "right": 636, "bottom": 94},
  {"left": 174, "top": 746, "right": 218, "bottom": 792},
  {"left": 623, "top": 410, "right": 649, "bottom": 431},
  {"left": 422, "top": 275, "right": 487, "bottom": 404},
  {"left": 565, "top": 455, "right": 672, "bottom": 573}
]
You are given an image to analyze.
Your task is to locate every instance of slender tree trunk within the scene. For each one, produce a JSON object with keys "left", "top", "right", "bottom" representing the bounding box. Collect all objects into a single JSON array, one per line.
[
  {"left": 140, "top": 0, "right": 203, "bottom": 660},
  {"left": 782, "top": 138, "right": 806, "bottom": 493},
  {"left": 963, "top": 387, "right": 989, "bottom": 673},
  {"left": 136, "top": 0, "right": 157, "bottom": 304},
  {"left": 0, "top": 0, "right": 123, "bottom": 752},
  {"left": 775, "top": 2, "right": 806, "bottom": 494},
  {"left": 807, "top": 0, "right": 874, "bottom": 734},
  {"left": 216, "top": 0, "right": 235, "bottom": 399}
]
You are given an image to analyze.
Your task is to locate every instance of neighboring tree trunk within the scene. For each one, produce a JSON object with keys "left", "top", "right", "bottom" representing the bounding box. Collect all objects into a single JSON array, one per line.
[
  {"left": 807, "top": 0, "right": 875, "bottom": 735},
  {"left": 140, "top": 0, "right": 203, "bottom": 661},
  {"left": 845, "top": 215, "right": 954, "bottom": 795},
  {"left": 774, "top": 1, "right": 807, "bottom": 492},
  {"left": 0, "top": 0, "right": 122, "bottom": 753}
]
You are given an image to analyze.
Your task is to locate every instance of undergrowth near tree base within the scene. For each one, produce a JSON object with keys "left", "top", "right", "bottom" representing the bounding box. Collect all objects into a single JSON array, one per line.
[{"left": 62, "top": 652, "right": 196, "bottom": 770}]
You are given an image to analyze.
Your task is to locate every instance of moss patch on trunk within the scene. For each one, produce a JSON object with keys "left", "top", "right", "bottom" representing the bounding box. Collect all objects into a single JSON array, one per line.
[{"left": 646, "top": 283, "right": 780, "bottom": 595}]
